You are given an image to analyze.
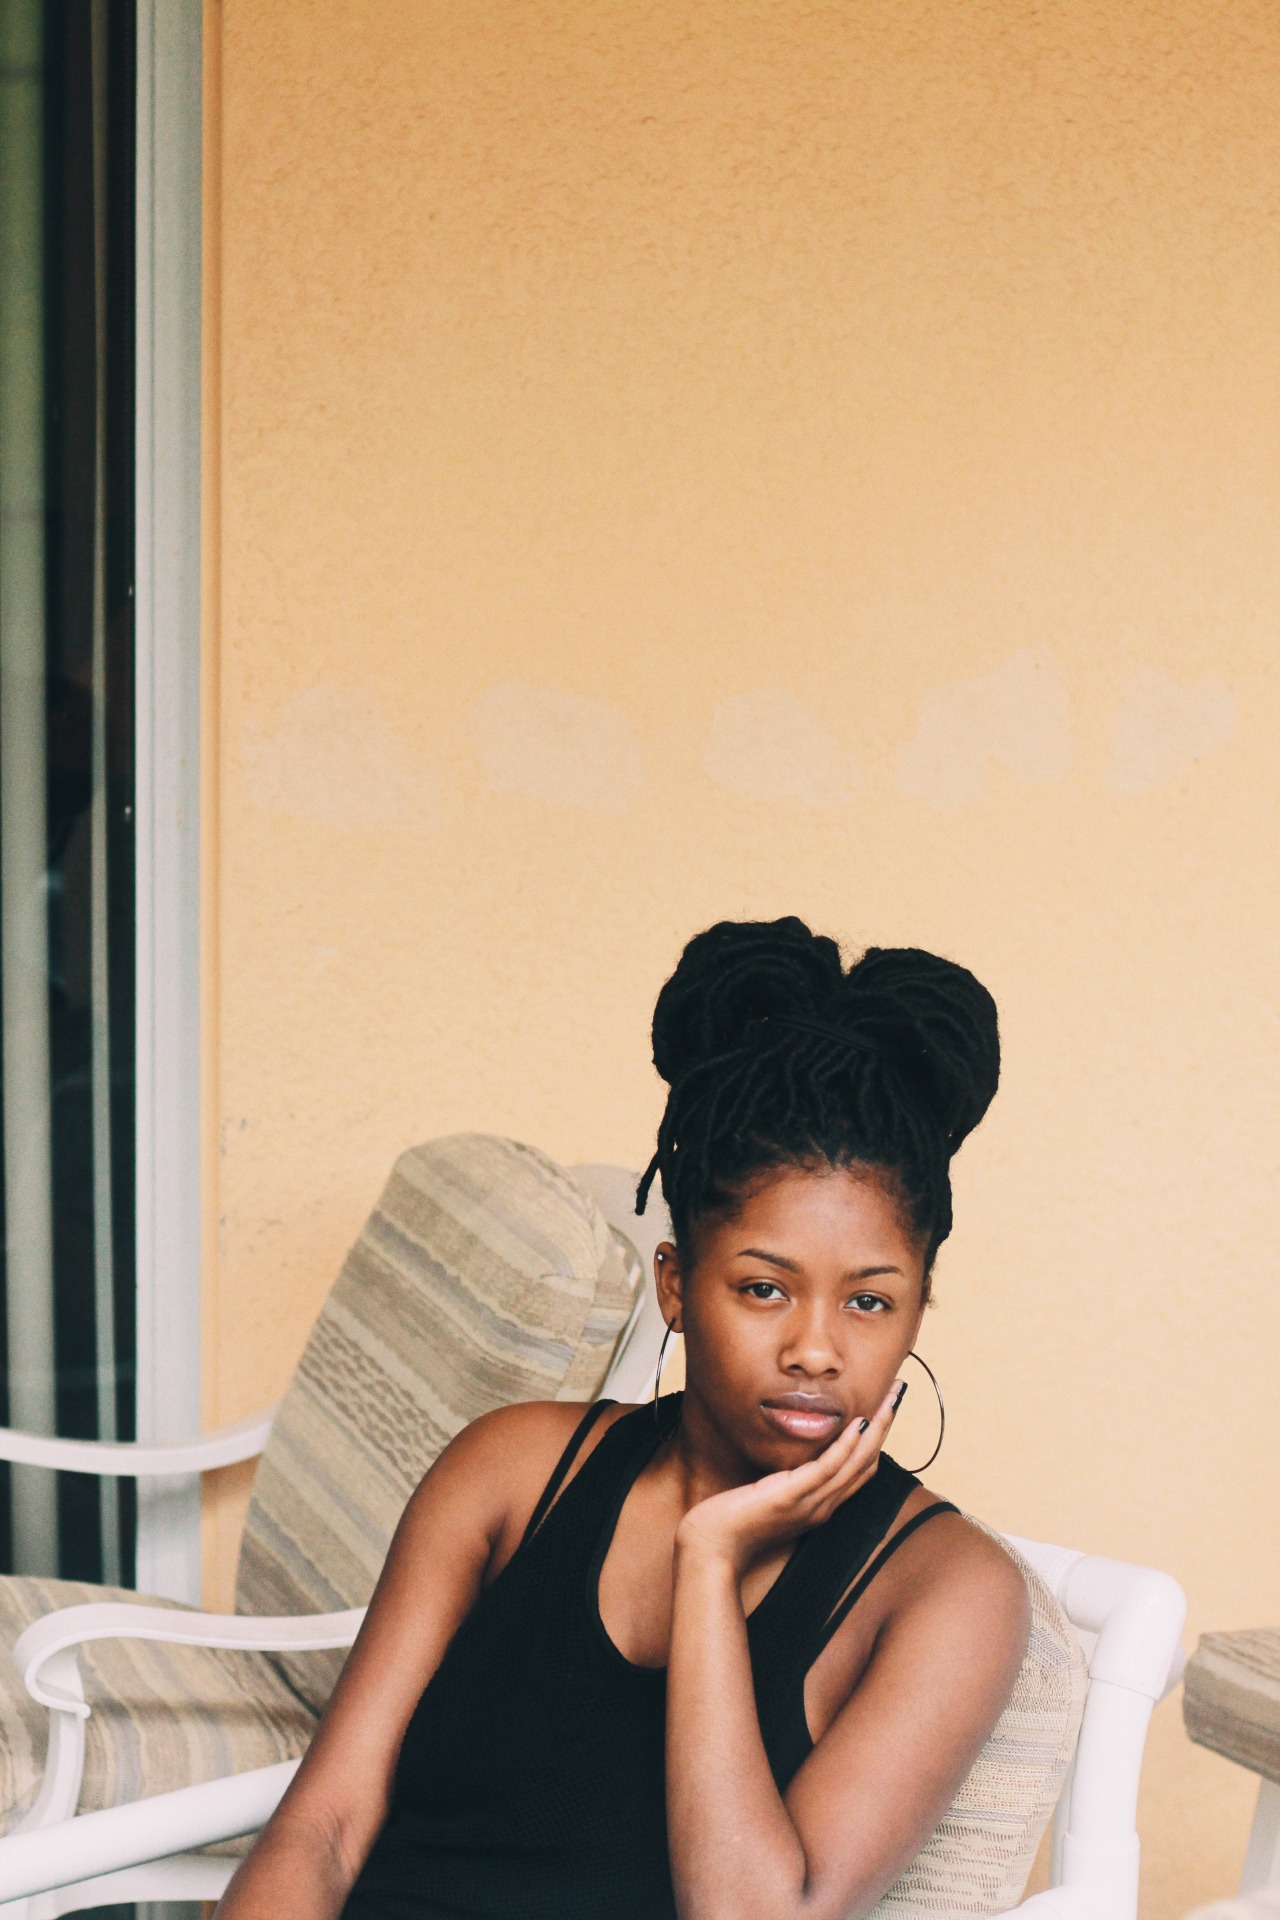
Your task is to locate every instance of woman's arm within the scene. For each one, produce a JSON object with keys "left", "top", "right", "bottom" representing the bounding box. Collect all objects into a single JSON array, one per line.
[
  {"left": 665, "top": 1395, "right": 1030, "bottom": 1920},
  {"left": 215, "top": 1401, "right": 593, "bottom": 1920}
]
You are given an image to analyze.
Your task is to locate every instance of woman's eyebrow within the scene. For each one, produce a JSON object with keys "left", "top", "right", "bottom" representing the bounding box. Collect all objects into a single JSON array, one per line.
[{"left": 734, "top": 1250, "right": 906, "bottom": 1281}]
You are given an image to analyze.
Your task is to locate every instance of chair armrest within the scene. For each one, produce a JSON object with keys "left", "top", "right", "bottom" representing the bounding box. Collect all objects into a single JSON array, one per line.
[
  {"left": 13, "top": 1600, "right": 365, "bottom": 1714},
  {"left": 0, "top": 1760, "right": 300, "bottom": 1904},
  {"left": 1060, "top": 1555, "right": 1187, "bottom": 1699},
  {"left": 1005, "top": 1535, "right": 1187, "bottom": 1699},
  {"left": 0, "top": 1405, "right": 277, "bottom": 1477}
]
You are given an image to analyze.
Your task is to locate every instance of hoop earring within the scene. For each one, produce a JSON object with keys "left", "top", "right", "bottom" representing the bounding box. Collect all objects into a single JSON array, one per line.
[
  {"left": 652, "top": 1321, "right": 678, "bottom": 1424},
  {"left": 899, "top": 1350, "right": 945, "bottom": 1474}
]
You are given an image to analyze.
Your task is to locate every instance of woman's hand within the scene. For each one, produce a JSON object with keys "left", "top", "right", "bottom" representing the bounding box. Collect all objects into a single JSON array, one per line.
[{"left": 675, "top": 1381, "right": 905, "bottom": 1577}]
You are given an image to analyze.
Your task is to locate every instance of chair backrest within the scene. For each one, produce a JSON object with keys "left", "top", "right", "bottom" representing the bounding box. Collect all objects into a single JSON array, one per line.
[{"left": 236, "top": 1134, "right": 641, "bottom": 1710}]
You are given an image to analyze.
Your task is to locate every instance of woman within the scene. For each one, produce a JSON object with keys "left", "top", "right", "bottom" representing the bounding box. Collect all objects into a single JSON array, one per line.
[{"left": 217, "top": 918, "right": 1030, "bottom": 1920}]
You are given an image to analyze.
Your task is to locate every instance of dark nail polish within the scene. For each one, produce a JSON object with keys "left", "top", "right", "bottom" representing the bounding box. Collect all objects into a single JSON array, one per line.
[
  {"left": 857, "top": 1418, "right": 870, "bottom": 1433},
  {"left": 892, "top": 1381, "right": 908, "bottom": 1411}
]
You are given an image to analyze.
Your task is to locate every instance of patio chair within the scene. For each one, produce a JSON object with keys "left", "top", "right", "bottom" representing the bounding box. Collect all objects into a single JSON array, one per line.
[
  {"left": 1183, "top": 1630, "right": 1280, "bottom": 1898},
  {"left": 0, "top": 1137, "right": 1186, "bottom": 1919}
]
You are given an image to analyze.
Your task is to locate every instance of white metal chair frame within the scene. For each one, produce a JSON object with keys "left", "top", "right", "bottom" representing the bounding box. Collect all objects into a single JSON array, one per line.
[
  {"left": 1240, "top": 1784, "right": 1280, "bottom": 1902},
  {"left": 0, "top": 1165, "right": 1188, "bottom": 1919}
]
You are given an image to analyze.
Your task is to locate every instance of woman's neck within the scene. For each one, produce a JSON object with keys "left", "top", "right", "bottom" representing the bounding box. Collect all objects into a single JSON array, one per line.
[{"left": 659, "top": 1391, "right": 770, "bottom": 1513}]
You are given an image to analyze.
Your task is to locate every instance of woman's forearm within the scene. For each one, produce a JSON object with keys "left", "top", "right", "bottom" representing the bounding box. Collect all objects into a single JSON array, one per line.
[
  {"left": 666, "top": 1543, "right": 812, "bottom": 1920},
  {"left": 214, "top": 1804, "right": 357, "bottom": 1920}
]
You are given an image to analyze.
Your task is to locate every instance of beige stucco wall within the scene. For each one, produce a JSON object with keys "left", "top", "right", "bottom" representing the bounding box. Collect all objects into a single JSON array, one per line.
[{"left": 200, "top": 3, "right": 1280, "bottom": 1911}]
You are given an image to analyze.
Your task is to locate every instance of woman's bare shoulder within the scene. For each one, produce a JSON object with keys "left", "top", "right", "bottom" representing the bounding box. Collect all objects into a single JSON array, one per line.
[
  {"left": 891, "top": 1494, "right": 1031, "bottom": 1647},
  {"left": 442, "top": 1397, "right": 636, "bottom": 1477},
  {"left": 409, "top": 1398, "right": 637, "bottom": 1567}
]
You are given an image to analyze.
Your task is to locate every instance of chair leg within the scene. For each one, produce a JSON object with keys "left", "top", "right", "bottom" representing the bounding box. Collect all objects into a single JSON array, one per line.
[{"left": 1240, "top": 1777, "right": 1280, "bottom": 1894}]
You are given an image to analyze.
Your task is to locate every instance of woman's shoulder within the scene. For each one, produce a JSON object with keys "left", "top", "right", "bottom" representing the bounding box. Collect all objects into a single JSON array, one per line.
[
  {"left": 454, "top": 1395, "right": 640, "bottom": 1459},
  {"left": 890, "top": 1485, "right": 1031, "bottom": 1641},
  {"left": 414, "top": 1398, "right": 639, "bottom": 1561}
]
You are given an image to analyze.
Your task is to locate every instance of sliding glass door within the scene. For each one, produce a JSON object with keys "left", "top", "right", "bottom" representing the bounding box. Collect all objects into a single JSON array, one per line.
[{"left": 0, "top": 0, "right": 137, "bottom": 1586}]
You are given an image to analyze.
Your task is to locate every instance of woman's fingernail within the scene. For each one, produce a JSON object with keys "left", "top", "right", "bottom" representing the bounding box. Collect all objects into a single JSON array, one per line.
[
  {"left": 892, "top": 1381, "right": 908, "bottom": 1411},
  {"left": 857, "top": 1418, "right": 870, "bottom": 1433}
]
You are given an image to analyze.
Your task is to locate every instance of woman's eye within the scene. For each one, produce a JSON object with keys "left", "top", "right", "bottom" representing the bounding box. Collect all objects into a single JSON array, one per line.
[
  {"left": 742, "top": 1281, "right": 786, "bottom": 1301},
  {"left": 848, "top": 1293, "right": 888, "bottom": 1314}
]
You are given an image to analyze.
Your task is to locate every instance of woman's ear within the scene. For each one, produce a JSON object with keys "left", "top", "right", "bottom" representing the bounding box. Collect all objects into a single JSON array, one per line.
[{"left": 653, "top": 1241, "right": 684, "bottom": 1331}]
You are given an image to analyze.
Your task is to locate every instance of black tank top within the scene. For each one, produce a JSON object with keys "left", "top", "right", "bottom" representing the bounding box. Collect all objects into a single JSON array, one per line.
[{"left": 343, "top": 1397, "right": 956, "bottom": 1920}]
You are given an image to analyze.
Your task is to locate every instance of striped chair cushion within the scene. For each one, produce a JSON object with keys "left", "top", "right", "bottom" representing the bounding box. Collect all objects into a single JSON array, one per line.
[
  {"left": 871, "top": 1530, "right": 1088, "bottom": 1916},
  {"left": 0, "top": 1577, "right": 314, "bottom": 1834},
  {"left": 1184, "top": 1629, "right": 1280, "bottom": 1786},
  {"left": 236, "top": 1134, "right": 641, "bottom": 1711}
]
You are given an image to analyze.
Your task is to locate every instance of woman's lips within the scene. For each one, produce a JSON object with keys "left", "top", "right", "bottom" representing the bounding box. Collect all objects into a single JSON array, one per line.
[{"left": 760, "top": 1394, "right": 845, "bottom": 1441}]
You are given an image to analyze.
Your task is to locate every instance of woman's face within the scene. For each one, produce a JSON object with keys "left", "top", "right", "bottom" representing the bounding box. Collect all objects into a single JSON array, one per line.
[{"left": 655, "top": 1164, "right": 928, "bottom": 1474}]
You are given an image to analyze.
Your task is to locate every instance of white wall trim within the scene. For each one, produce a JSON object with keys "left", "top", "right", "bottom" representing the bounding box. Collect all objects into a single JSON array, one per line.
[{"left": 134, "top": 0, "right": 202, "bottom": 1605}]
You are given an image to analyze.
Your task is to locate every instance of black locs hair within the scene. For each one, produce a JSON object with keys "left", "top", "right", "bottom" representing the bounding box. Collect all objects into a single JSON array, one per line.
[{"left": 636, "top": 917, "right": 1000, "bottom": 1270}]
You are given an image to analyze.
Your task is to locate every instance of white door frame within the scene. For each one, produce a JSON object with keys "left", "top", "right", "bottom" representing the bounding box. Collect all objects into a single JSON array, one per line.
[{"left": 134, "top": 0, "right": 202, "bottom": 1605}]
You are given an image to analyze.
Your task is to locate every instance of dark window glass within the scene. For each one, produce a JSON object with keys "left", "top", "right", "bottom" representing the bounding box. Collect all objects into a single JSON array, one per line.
[{"left": 0, "top": 0, "right": 136, "bottom": 1591}]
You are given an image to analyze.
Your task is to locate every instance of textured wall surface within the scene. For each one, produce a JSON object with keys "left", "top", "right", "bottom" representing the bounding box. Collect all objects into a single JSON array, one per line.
[{"left": 202, "top": 4, "right": 1280, "bottom": 1911}]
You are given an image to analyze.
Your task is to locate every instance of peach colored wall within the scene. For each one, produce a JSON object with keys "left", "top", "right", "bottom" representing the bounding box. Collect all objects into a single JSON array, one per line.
[{"left": 200, "top": 4, "right": 1280, "bottom": 1912}]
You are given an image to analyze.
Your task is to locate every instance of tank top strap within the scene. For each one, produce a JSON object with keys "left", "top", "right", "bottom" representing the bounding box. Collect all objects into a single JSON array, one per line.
[
  {"left": 765, "top": 1456, "right": 920, "bottom": 1624},
  {"left": 747, "top": 1453, "right": 921, "bottom": 1687},
  {"left": 520, "top": 1399, "right": 616, "bottom": 1547},
  {"left": 809, "top": 1498, "right": 959, "bottom": 1659}
]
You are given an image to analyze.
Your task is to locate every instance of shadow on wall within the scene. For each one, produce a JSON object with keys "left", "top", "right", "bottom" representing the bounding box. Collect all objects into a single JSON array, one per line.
[{"left": 241, "top": 653, "right": 1237, "bottom": 829}]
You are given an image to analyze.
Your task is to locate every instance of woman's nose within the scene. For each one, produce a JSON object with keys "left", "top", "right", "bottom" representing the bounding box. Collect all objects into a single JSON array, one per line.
[{"left": 780, "top": 1309, "right": 842, "bottom": 1377}]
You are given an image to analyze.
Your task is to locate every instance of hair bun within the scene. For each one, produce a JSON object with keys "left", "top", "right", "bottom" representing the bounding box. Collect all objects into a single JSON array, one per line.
[
  {"left": 651, "top": 923, "right": 999, "bottom": 1157},
  {"left": 650, "top": 917, "right": 843, "bottom": 1086},
  {"left": 841, "top": 946, "right": 1000, "bottom": 1150}
]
